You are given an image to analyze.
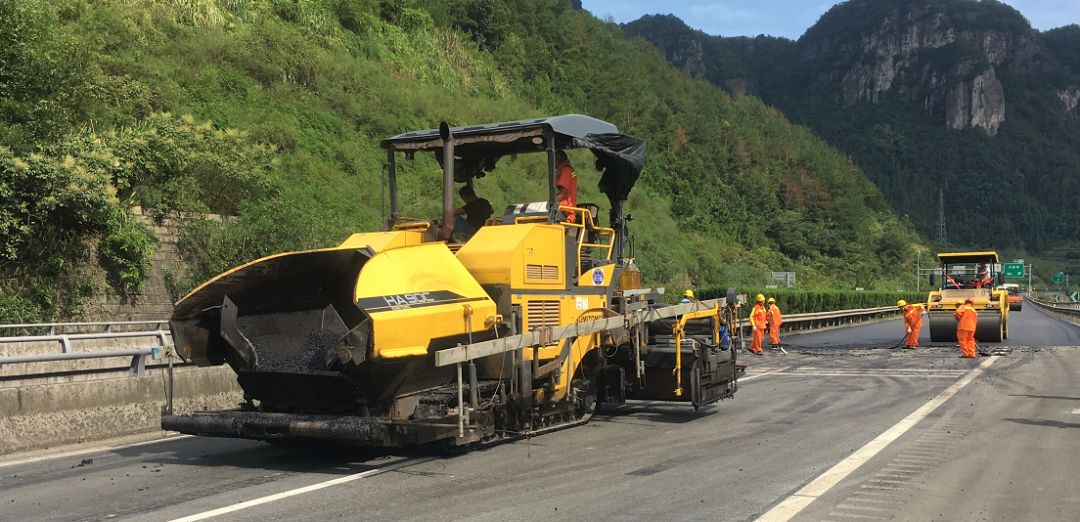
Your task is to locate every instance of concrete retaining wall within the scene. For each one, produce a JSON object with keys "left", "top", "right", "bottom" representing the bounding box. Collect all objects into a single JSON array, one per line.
[{"left": 0, "top": 331, "right": 242, "bottom": 456}]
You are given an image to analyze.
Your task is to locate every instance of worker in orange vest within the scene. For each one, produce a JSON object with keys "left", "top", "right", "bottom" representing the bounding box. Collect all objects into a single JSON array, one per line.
[
  {"left": 767, "top": 297, "right": 783, "bottom": 348},
  {"left": 954, "top": 297, "right": 978, "bottom": 358},
  {"left": 749, "top": 294, "right": 767, "bottom": 354},
  {"left": 898, "top": 299, "right": 924, "bottom": 349}
]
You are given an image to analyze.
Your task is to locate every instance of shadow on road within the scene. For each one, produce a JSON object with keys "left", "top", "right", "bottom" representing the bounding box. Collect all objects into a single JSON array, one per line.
[
  {"left": 1004, "top": 418, "right": 1080, "bottom": 429},
  {"left": 110, "top": 437, "right": 421, "bottom": 474},
  {"left": 1008, "top": 394, "right": 1080, "bottom": 401},
  {"left": 592, "top": 402, "right": 710, "bottom": 426}
]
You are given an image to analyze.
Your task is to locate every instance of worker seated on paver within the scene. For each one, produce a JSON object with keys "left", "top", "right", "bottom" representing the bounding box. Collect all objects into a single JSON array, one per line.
[
  {"left": 452, "top": 185, "right": 493, "bottom": 241},
  {"left": 718, "top": 318, "right": 731, "bottom": 350},
  {"left": 681, "top": 289, "right": 695, "bottom": 304}
]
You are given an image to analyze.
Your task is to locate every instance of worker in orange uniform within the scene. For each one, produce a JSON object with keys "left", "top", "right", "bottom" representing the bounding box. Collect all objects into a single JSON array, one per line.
[
  {"left": 954, "top": 297, "right": 978, "bottom": 358},
  {"left": 555, "top": 151, "right": 578, "bottom": 223},
  {"left": 749, "top": 294, "right": 767, "bottom": 354},
  {"left": 897, "top": 299, "right": 924, "bottom": 349},
  {"left": 974, "top": 264, "right": 993, "bottom": 289},
  {"left": 767, "top": 297, "right": 783, "bottom": 349}
]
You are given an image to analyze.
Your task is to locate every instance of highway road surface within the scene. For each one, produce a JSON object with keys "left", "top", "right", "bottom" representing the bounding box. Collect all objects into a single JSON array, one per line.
[{"left": 2, "top": 303, "right": 1079, "bottom": 521}]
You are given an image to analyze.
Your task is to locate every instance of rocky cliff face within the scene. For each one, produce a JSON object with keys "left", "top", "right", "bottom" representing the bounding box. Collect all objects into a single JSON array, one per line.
[
  {"left": 802, "top": 3, "right": 1038, "bottom": 136},
  {"left": 1060, "top": 86, "right": 1080, "bottom": 117}
]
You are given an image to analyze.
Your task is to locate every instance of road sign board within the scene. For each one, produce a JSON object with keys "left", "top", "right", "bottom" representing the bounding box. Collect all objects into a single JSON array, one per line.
[
  {"left": 770, "top": 271, "right": 795, "bottom": 288},
  {"left": 1072, "top": 291, "right": 1079, "bottom": 302},
  {"left": 1003, "top": 263, "right": 1025, "bottom": 278},
  {"left": 1052, "top": 272, "right": 1066, "bottom": 283},
  {"left": 1012, "top": 259, "right": 1024, "bottom": 264}
]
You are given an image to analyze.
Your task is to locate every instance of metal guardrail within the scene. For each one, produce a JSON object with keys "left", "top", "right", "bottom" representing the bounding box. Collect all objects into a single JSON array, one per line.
[
  {"left": 769, "top": 306, "right": 897, "bottom": 333},
  {"left": 0, "top": 319, "right": 169, "bottom": 336},
  {"left": 0, "top": 328, "right": 172, "bottom": 377},
  {"left": 1026, "top": 297, "right": 1080, "bottom": 325},
  {"left": 0, "top": 304, "right": 896, "bottom": 379}
]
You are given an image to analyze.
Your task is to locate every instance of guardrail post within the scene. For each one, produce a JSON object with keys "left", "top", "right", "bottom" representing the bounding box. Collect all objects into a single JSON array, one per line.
[
  {"left": 60, "top": 335, "right": 71, "bottom": 353},
  {"left": 130, "top": 354, "right": 147, "bottom": 377}
]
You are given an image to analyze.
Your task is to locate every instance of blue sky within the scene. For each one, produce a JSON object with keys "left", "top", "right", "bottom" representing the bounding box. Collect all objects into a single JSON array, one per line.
[{"left": 580, "top": 0, "right": 1080, "bottom": 39}]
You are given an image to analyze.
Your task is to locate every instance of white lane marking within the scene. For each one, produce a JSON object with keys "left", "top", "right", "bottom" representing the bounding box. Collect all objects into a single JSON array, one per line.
[
  {"left": 741, "top": 366, "right": 794, "bottom": 382},
  {"left": 828, "top": 512, "right": 886, "bottom": 520},
  {"left": 756, "top": 356, "right": 998, "bottom": 522},
  {"left": 795, "top": 367, "right": 964, "bottom": 374},
  {"left": 771, "top": 372, "right": 955, "bottom": 379},
  {"left": 846, "top": 497, "right": 901, "bottom": 505},
  {"left": 865, "top": 478, "right": 906, "bottom": 485},
  {"left": 168, "top": 457, "right": 431, "bottom": 522},
  {"left": 878, "top": 469, "right": 918, "bottom": 476},
  {"left": 1072, "top": 408, "right": 1080, "bottom": 415},
  {"left": 838, "top": 504, "right": 891, "bottom": 512},
  {"left": 0, "top": 435, "right": 193, "bottom": 470},
  {"left": 859, "top": 484, "right": 902, "bottom": 491},
  {"left": 850, "top": 490, "right": 896, "bottom": 497}
]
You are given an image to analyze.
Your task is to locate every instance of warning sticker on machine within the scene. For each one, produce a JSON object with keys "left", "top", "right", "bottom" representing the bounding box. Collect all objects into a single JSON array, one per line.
[{"left": 576, "top": 296, "right": 589, "bottom": 310}]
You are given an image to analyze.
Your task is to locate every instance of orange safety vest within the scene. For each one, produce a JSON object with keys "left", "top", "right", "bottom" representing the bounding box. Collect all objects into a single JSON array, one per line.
[
  {"left": 768, "top": 304, "right": 783, "bottom": 328},
  {"left": 954, "top": 304, "right": 978, "bottom": 331},
  {"left": 904, "top": 304, "right": 923, "bottom": 328},
  {"left": 751, "top": 303, "right": 768, "bottom": 329},
  {"left": 556, "top": 164, "right": 578, "bottom": 223}
]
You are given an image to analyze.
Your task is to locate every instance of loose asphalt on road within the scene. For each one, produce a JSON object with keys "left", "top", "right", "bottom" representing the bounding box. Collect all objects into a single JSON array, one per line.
[{"left": 2, "top": 303, "right": 1079, "bottom": 521}]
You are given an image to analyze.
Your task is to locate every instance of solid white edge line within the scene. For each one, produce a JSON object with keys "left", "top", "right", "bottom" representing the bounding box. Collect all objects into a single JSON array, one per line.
[
  {"left": 168, "top": 457, "right": 432, "bottom": 522},
  {"left": 0, "top": 434, "right": 193, "bottom": 470},
  {"left": 756, "top": 356, "right": 998, "bottom": 522},
  {"left": 740, "top": 366, "right": 794, "bottom": 382}
]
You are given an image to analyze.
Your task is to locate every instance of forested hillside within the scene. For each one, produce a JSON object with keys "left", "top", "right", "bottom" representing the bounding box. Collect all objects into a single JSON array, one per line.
[
  {"left": 0, "top": 0, "right": 922, "bottom": 321},
  {"left": 626, "top": 0, "right": 1080, "bottom": 260}
]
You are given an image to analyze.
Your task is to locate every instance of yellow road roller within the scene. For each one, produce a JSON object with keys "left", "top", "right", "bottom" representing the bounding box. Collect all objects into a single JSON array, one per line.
[
  {"left": 927, "top": 251, "right": 1009, "bottom": 342},
  {"left": 162, "top": 115, "right": 743, "bottom": 449}
]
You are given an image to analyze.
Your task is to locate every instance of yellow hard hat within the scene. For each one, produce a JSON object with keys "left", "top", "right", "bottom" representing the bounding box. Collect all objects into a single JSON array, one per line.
[
  {"left": 756, "top": 293, "right": 765, "bottom": 302},
  {"left": 897, "top": 299, "right": 907, "bottom": 307},
  {"left": 683, "top": 289, "right": 694, "bottom": 299},
  {"left": 767, "top": 297, "right": 776, "bottom": 304}
]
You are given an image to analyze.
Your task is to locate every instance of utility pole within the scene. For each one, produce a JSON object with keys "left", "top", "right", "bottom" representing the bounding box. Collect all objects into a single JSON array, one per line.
[{"left": 936, "top": 188, "right": 948, "bottom": 245}]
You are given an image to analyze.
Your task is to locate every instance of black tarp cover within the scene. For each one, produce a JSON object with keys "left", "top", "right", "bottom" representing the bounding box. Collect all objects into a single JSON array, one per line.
[
  {"left": 574, "top": 133, "right": 646, "bottom": 204},
  {"left": 434, "top": 132, "right": 646, "bottom": 205}
]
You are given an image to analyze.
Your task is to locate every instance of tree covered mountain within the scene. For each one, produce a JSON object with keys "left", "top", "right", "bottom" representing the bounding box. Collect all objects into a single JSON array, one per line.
[
  {"left": 0, "top": 0, "right": 922, "bottom": 321},
  {"left": 625, "top": 0, "right": 1080, "bottom": 255}
]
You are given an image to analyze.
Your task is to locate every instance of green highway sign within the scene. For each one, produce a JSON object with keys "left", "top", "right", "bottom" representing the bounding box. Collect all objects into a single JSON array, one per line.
[
  {"left": 1072, "top": 291, "right": 1080, "bottom": 302},
  {"left": 1052, "top": 272, "right": 1066, "bottom": 283},
  {"left": 1003, "top": 263, "right": 1025, "bottom": 278}
]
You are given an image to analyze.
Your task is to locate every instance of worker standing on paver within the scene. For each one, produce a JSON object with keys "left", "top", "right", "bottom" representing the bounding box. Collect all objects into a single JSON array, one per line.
[
  {"left": 749, "top": 294, "right": 767, "bottom": 354},
  {"left": 555, "top": 151, "right": 578, "bottom": 223},
  {"left": 954, "top": 297, "right": 978, "bottom": 358},
  {"left": 767, "top": 297, "right": 783, "bottom": 349},
  {"left": 898, "top": 299, "right": 924, "bottom": 349}
]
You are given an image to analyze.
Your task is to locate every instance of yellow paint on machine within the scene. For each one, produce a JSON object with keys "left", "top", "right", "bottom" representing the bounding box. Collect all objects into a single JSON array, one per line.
[
  {"left": 455, "top": 223, "right": 566, "bottom": 287},
  {"left": 356, "top": 243, "right": 497, "bottom": 359}
]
